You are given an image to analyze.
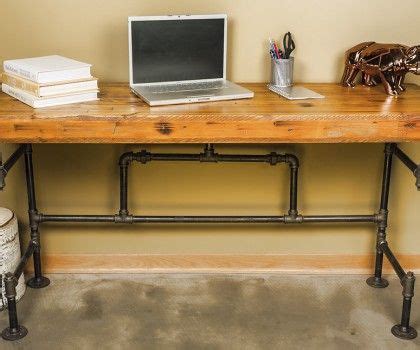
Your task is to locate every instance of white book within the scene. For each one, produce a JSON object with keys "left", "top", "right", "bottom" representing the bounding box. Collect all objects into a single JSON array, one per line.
[
  {"left": 2, "top": 72, "right": 98, "bottom": 97},
  {"left": 39, "top": 79, "right": 98, "bottom": 97},
  {"left": 3, "top": 55, "right": 92, "bottom": 84},
  {"left": 2, "top": 83, "right": 98, "bottom": 108}
]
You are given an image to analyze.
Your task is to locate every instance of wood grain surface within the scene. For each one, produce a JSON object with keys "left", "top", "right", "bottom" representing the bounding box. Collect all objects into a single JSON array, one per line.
[{"left": 0, "top": 83, "right": 419, "bottom": 143}]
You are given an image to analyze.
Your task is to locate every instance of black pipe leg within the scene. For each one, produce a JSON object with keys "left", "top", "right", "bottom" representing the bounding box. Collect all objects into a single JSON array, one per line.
[
  {"left": 1, "top": 273, "right": 28, "bottom": 341},
  {"left": 367, "top": 143, "right": 394, "bottom": 289},
  {"left": 24, "top": 144, "right": 50, "bottom": 289},
  {"left": 391, "top": 272, "right": 417, "bottom": 339},
  {"left": 26, "top": 231, "right": 50, "bottom": 289},
  {"left": 366, "top": 228, "right": 389, "bottom": 288}
]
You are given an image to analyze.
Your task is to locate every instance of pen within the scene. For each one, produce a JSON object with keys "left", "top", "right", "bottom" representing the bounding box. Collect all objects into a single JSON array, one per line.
[
  {"left": 269, "top": 38, "right": 280, "bottom": 59},
  {"left": 269, "top": 49, "right": 276, "bottom": 60},
  {"left": 272, "top": 41, "right": 280, "bottom": 59}
]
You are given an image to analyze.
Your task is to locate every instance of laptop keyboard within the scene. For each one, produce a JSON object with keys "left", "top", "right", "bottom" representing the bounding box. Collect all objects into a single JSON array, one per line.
[{"left": 148, "top": 81, "right": 226, "bottom": 94}]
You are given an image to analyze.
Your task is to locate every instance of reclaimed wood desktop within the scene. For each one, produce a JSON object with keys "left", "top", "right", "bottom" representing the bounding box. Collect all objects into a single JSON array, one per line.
[
  {"left": 0, "top": 83, "right": 419, "bottom": 143},
  {"left": 0, "top": 83, "right": 419, "bottom": 341}
]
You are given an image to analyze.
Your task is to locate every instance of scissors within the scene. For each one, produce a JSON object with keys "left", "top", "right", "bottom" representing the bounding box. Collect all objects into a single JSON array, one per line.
[{"left": 283, "top": 32, "right": 295, "bottom": 59}]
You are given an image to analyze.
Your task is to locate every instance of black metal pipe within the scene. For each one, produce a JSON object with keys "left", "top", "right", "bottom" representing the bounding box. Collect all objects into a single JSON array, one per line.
[
  {"left": 289, "top": 166, "right": 298, "bottom": 215},
  {"left": 13, "top": 241, "right": 36, "bottom": 279},
  {"left": 119, "top": 165, "right": 129, "bottom": 216},
  {"left": 391, "top": 272, "right": 417, "bottom": 339},
  {"left": 119, "top": 152, "right": 134, "bottom": 215},
  {"left": 394, "top": 146, "right": 417, "bottom": 173},
  {"left": 401, "top": 297, "right": 412, "bottom": 329},
  {"left": 40, "top": 214, "right": 116, "bottom": 223},
  {"left": 130, "top": 216, "right": 287, "bottom": 223},
  {"left": 24, "top": 145, "right": 37, "bottom": 213},
  {"left": 24, "top": 144, "right": 50, "bottom": 289},
  {"left": 394, "top": 146, "right": 420, "bottom": 190},
  {"left": 132, "top": 215, "right": 376, "bottom": 223},
  {"left": 39, "top": 213, "right": 378, "bottom": 224},
  {"left": 374, "top": 230, "right": 385, "bottom": 278},
  {"left": 0, "top": 145, "right": 26, "bottom": 190},
  {"left": 6, "top": 298, "right": 19, "bottom": 333},
  {"left": 1, "top": 144, "right": 26, "bottom": 173},
  {"left": 150, "top": 153, "right": 201, "bottom": 161},
  {"left": 24, "top": 144, "right": 41, "bottom": 281},
  {"left": 371, "top": 143, "right": 394, "bottom": 284},
  {"left": 380, "top": 144, "right": 394, "bottom": 210},
  {"left": 379, "top": 241, "right": 406, "bottom": 281},
  {"left": 301, "top": 215, "right": 377, "bottom": 223},
  {"left": 129, "top": 145, "right": 289, "bottom": 165},
  {"left": 1, "top": 273, "right": 27, "bottom": 340},
  {"left": 148, "top": 152, "right": 284, "bottom": 163},
  {"left": 4, "top": 275, "right": 18, "bottom": 330}
]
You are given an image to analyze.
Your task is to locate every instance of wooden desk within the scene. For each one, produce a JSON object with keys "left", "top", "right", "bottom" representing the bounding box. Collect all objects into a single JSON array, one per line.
[
  {"left": 0, "top": 83, "right": 419, "bottom": 143},
  {"left": 0, "top": 83, "right": 419, "bottom": 341}
]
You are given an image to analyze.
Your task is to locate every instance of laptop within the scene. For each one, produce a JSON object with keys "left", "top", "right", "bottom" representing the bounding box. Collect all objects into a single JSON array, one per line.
[{"left": 128, "top": 14, "right": 254, "bottom": 106}]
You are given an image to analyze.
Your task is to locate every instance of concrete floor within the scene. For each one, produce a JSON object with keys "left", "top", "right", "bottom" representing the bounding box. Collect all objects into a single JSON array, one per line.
[{"left": 0, "top": 274, "right": 419, "bottom": 350}]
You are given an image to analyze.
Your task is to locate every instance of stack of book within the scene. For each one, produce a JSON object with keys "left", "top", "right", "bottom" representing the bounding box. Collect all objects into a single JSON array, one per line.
[{"left": 1, "top": 55, "right": 98, "bottom": 108}]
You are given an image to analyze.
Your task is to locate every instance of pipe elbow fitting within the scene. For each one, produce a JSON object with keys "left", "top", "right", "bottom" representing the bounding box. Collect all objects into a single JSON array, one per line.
[
  {"left": 285, "top": 154, "right": 299, "bottom": 169},
  {"left": 119, "top": 152, "right": 134, "bottom": 166}
]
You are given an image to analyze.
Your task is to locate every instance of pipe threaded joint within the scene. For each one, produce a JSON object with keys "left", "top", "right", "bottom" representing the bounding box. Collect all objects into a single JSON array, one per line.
[
  {"left": 114, "top": 214, "right": 133, "bottom": 224},
  {"left": 285, "top": 154, "right": 299, "bottom": 169},
  {"left": 4, "top": 273, "right": 17, "bottom": 298},
  {"left": 376, "top": 209, "right": 388, "bottom": 229},
  {"left": 135, "top": 150, "right": 151, "bottom": 164},
  {"left": 284, "top": 214, "right": 303, "bottom": 224},
  {"left": 119, "top": 152, "right": 134, "bottom": 166},
  {"left": 402, "top": 271, "right": 416, "bottom": 298}
]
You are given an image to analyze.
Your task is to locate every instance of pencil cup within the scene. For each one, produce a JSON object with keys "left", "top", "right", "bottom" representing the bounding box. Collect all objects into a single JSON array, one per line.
[{"left": 271, "top": 58, "right": 294, "bottom": 87}]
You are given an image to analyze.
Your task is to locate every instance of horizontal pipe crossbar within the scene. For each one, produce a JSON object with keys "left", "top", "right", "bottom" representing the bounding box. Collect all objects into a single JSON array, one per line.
[
  {"left": 39, "top": 214, "right": 377, "bottom": 224},
  {"left": 128, "top": 149, "right": 297, "bottom": 165},
  {"left": 302, "top": 215, "right": 377, "bottom": 223}
]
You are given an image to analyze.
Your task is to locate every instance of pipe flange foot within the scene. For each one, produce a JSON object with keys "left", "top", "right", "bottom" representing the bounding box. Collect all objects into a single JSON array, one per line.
[
  {"left": 1, "top": 325, "right": 28, "bottom": 341},
  {"left": 27, "top": 276, "right": 50, "bottom": 289},
  {"left": 366, "top": 276, "right": 389, "bottom": 288},
  {"left": 391, "top": 325, "right": 417, "bottom": 340}
]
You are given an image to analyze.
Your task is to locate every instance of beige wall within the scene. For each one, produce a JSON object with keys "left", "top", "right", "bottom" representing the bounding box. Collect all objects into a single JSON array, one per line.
[{"left": 0, "top": 1, "right": 419, "bottom": 255}]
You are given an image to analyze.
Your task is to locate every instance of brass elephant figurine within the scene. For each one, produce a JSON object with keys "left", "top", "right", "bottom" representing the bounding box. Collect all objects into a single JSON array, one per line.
[{"left": 341, "top": 42, "right": 420, "bottom": 95}]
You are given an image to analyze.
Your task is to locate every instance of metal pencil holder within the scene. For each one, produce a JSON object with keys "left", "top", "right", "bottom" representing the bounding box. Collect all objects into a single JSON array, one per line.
[{"left": 271, "top": 58, "right": 294, "bottom": 87}]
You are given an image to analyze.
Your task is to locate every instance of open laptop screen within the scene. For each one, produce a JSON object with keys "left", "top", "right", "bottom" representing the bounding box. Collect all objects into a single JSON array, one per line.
[{"left": 131, "top": 18, "right": 225, "bottom": 84}]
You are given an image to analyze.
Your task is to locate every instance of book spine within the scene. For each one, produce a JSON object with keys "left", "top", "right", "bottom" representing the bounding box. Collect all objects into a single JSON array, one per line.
[
  {"left": 1, "top": 84, "right": 35, "bottom": 108},
  {"left": 3, "top": 63, "right": 38, "bottom": 82},
  {"left": 2, "top": 74, "right": 40, "bottom": 96}
]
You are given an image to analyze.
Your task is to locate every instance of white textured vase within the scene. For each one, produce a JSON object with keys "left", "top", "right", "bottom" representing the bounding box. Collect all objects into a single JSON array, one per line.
[{"left": 0, "top": 208, "right": 26, "bottom": 309}]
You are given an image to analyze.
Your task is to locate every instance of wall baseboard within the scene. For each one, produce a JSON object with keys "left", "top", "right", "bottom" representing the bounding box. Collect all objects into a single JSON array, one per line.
[{"left": 25, "top": 254, "right": 420, "bottom": 274}]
